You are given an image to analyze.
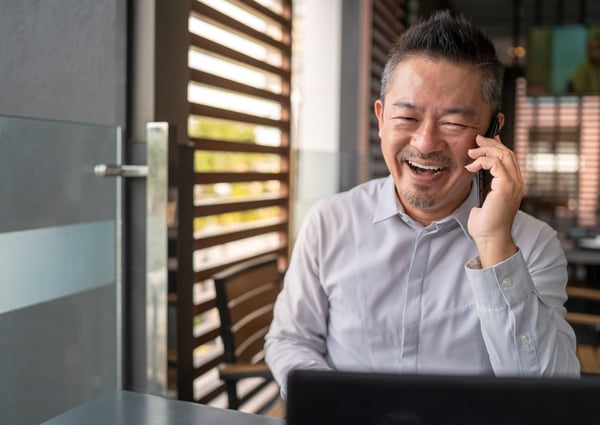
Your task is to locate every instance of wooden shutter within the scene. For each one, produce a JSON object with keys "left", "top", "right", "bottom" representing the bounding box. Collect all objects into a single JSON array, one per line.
[
  {"left": 170, "top": 0, "right": 291, "bottom": 411},
  {"left": 369, "top": 0, "right": 406, "bottom": 178},
  {"left": 514, "top": 77, "right": 600, "bottom": 229}
]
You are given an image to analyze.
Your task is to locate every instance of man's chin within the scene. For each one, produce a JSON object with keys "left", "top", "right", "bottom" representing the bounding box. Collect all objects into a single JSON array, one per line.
[{"left": 399, "top": 191, "right": 439, "bottom": 210}]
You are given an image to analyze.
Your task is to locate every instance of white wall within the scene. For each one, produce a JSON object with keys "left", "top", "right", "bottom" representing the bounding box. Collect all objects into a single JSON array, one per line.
[
  {"left": 292, "top": 0, "right": 371, "bottom": 235},
  {"left": 292, "top": 0, "right": 343, "bottom": 235}
]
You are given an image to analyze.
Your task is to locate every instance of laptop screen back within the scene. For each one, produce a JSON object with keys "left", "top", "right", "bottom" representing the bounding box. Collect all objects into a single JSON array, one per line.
[{"left": 286, "top": 369, "right": 600, "bottom": 425}]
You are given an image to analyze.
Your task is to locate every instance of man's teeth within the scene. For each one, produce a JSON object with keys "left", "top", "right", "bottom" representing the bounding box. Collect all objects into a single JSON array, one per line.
[{"left": 408, "top": 161, "right": 443, "bottom": 171}]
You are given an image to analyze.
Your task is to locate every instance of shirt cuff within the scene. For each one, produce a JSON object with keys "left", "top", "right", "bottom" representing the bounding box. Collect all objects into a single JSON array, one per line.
[{"left": 465, "top": 249, "right": 535, "bottom": 308}]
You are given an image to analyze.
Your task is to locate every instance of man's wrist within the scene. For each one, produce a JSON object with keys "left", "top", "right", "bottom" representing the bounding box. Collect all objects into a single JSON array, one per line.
[{"left": 475, "top": 237, "right": 518, "bottom": 269}]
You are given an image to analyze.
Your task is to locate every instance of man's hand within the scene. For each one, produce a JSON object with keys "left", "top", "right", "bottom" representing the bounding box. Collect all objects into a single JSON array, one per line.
[{"left": 464, "top": 133, "right": 525, "bottom": 268}]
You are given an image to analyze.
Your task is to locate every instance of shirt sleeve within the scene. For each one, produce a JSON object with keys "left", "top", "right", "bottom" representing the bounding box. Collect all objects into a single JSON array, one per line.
[
  {"left": 465, "top": 232, "right": 580, "bottom": 377},
  {"left": 264, "top": 205, "right": 332, "bottom": 399}
]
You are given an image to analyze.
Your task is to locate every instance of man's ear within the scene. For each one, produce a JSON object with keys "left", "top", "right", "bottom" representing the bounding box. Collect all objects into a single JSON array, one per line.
[
  {"left": 497, "top": 112, "right": 505, "bottom": 131},
  {"left": 374, "top": 99, "right": 384, "bottom": 138}
]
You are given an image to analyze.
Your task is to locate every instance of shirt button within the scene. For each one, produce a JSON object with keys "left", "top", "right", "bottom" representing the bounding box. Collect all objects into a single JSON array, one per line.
[
  {"left": 518, "top": 334, "right": 529, "bottom": 345},
  {"left": 502, "top": 277, "right": 513, "bottom": 288}
]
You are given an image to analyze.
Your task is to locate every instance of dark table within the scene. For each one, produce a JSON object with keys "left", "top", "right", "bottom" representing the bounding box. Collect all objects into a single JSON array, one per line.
[{"left": 42, "top": 389, "right": 285, "bottom": 425}]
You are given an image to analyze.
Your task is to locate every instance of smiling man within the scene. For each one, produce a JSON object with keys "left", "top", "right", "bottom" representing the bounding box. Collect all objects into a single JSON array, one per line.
[{"left": 265, "top": 10, "right": 580, "bottom": 398}]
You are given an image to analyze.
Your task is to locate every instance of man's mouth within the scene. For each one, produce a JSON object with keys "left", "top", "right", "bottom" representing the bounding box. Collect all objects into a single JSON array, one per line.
[{"left": 406, "top": 160, "right": 445, "bottom": 176}]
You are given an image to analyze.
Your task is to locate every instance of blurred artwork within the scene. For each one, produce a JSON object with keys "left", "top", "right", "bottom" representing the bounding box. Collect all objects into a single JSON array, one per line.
[{"left": 526, "top": 25, "right": 600, "bottom": 96}]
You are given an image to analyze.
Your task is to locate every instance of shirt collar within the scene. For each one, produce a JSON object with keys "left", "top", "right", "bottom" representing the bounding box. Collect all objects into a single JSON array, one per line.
[
  {"left": 372, "top": 174, "right": 478, "bottom": 239},
  {"left": 450, "top": 181, "right": 478, "bottom": 238},
  {"left": 373, "top": 175, "right": 401, "bottom": 223}
]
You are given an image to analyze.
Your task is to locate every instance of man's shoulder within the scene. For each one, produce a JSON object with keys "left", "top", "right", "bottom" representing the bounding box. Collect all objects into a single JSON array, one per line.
[
  {"left": 513, "top": 209, "right": 560, "bottom": 244},
  {"left": 302, "top": 177, "right": 389, "bottom": 228},
  {"left": 315, "top": 177, "right": 388, "bottom": 209},
  {"left": 514, "top": 209, "right": 554, "bottom": 231}
]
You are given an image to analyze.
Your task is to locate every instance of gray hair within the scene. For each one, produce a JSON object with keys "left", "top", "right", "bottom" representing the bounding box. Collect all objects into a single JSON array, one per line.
[{"left": 380, "top": 10, "right": 504, "bottom": 113}]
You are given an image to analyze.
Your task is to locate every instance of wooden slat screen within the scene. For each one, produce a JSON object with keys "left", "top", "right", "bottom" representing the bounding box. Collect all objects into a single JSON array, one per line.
[
  {"left": 170, "top": 0, "right": 291, "bottom": 412},
  {"left": 514, "top": 77, "right": 600, "bottom": 231},
  {"left": 369, "top": 0, "right": 406, "bottom": 178}
]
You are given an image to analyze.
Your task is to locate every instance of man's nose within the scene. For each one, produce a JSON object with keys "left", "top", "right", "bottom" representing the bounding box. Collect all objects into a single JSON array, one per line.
[{"left": 410, "top": 121, "right": 444, "bottom": 153}]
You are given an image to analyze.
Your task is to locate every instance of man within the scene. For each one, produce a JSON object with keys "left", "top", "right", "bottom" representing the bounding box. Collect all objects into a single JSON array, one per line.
[{"left": 265, "top": 10, "right": 580, "bottom": 397}]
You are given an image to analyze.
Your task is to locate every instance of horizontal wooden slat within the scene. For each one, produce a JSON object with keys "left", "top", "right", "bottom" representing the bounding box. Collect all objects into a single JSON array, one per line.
[
  {"left": 196, "top": 382, "right": 227, "bottom": 404},
  {"left": 194, "top": 327, "right": 222, "bottom": 347},
  {"left": 218, "top": 361, "right": 271, "bottom": 378},
  {"left": 194, "top": 247, "right": 288, "bottom": 282},
  {"left": 221, "top": 257, "right": 280, "bottom": 300},
  {"left": 168, "top": 293, "right": 217, "bottom": 314},
  {"left": 191, "top": 1, "right": 290, "bottom": 53},
  {"left": 566, "top": 312, "right": 600, "bottom": 327},
  {"left": 373, "top": 1, "right": 404, "bottom": 35},
  {"left": 236, "top": 329, "right": 269, "bottom": 363},
  {"left": 194, "top": 354, "right": 225, "bottom": 379},
  {"left": 190, "top": 33, "right": 290, "bottom": 79},
  {"left": 192, "top": 136, "right": 288, "bottom": 154},
  {"left": 190, "top": 103, "right": 289, "bottom": 130},
  {"left": 568, "top": 285, "right": 600, "bottom": 302},
  {"left": 168, "top": 350, "right": 224, "bottom": 375},
  {"left": 195, "top": 195, "right": 288, "bottom": 216},
  {"left": 195, "top": 171, "right": 288, "bottom": 184},
  {"left": 194, "top": 297, "right": 217, "bottom": 316},
  {"left": 371, "top": 43, "right": 389, "bottom": 67},
  {"left": 576, "top": 345, "right": 600, "bottom": 374},
  {"left": 230, "top": 0, "right": 292, "bottom": 29},
  {"left": 230, "top": 288, "right": 279, "bottom": 325},
  {"left": 373, "top": 12, "right": 397, "bottom": 42},
  {"left": 237, "top": 380, "right": 275, "bottom": 409},
  {"left": 190, "top": 69, "right": 290, "bottom": 105},
  {"left": 194, "top": 221, "right": 288, "bottom": 250}
]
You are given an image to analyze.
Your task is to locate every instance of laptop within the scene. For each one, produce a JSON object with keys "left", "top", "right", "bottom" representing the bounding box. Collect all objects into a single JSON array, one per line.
[{"left": 286, "top": 369, "right": 600, "bottom": 425}]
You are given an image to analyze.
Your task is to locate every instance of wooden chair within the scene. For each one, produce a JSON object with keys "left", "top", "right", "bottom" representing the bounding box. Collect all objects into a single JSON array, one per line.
[
  {"left": 213, "top": 254, "right": 284, "bottom": 411},
  {"left": 565, "top": 285, "right": 600, "bottom": 375}
]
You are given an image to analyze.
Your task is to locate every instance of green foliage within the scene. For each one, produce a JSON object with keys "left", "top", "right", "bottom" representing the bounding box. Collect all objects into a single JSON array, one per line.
[
  {"left": 194, "top": 207, "right": 280, "bottom": 233},
  {"left": 189, "top": 117, "right": 255, "bottom": 141},
  {"left": 188, "top": 117, "right": 282, "bottom": 233}
]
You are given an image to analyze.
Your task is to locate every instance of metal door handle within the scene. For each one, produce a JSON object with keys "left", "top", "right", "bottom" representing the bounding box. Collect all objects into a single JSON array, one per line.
[{"left": 94, "top": 164, "right": 148, "bottom": 177}]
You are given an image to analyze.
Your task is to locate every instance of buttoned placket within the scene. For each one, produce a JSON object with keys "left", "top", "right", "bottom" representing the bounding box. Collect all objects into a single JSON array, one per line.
[{"left": 400, "top": 222, "right": 439, "bottom": 372}]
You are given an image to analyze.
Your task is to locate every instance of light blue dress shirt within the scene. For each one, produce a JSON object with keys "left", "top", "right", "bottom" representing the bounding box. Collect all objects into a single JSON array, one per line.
[{"left": 265, "top": 176, "right": 580, "bottom": 396}]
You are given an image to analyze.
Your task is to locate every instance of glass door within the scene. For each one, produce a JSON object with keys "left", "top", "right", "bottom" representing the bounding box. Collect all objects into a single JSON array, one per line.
[{"left": 0, "top": 116, "right": 121, "bottom": 425}]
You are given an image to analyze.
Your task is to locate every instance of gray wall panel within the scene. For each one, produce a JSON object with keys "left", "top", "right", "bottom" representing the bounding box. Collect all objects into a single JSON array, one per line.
[
  {"left": 0, "top": 0, "right": 126, "bottom": 127},
  {"left": 0, "top": 0, "right": 127, "bottom": 422}
]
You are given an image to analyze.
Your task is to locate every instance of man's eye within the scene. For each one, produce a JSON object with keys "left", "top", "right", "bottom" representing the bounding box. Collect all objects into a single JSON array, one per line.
[
  {"left": 441, "top": 122, "right": 470, "bottom": 132},
  {"left": 442, "top": 121, "right": 467, "bottom": 128},
  {"left": 394, "top": 116, "right": 418, "bottom": 123}
]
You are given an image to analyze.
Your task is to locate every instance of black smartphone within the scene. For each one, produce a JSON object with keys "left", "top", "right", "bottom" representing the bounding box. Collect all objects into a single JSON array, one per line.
[{"left": 476, "top": 115, "right": 500, "bottom": 207}]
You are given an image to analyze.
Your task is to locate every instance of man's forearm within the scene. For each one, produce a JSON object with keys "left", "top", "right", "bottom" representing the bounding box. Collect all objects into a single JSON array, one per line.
[
  {"left": 265, "top": 336, "right": 331, "bottom": 399},
  {"left": 466, "top": 250, "right": 579, "bottom": 377}
]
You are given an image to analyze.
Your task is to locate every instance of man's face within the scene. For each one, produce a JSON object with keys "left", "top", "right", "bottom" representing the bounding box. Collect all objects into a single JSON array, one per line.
[{"left": 374, "top": 56, "right": 494, "bottom": 224}]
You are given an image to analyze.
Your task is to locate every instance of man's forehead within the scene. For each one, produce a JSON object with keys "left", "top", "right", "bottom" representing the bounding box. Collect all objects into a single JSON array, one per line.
[
  {"left": 390, "top": 101, "right": 477, "bottom": 116},
  {"left": 388, "top": 57, "right": 489, "bottom": 107},
  {"left": 396, "top": 53, "right": 479, "bottom": 69}
]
